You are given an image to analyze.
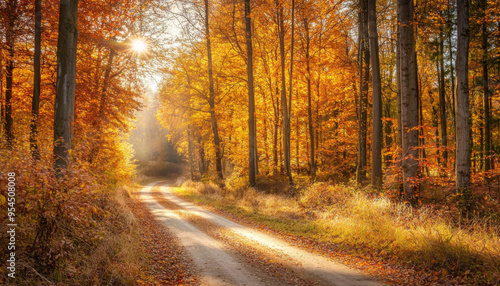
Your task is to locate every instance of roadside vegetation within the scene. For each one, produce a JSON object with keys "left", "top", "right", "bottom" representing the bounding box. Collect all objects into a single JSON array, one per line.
[
  {"left": 0, "top": 150, "right": 143, "bottom": 285},
  {"left": 175, "top": 175, "right": 500, "bottom": 285},
  {"left": 0, "top": 153, "right": 190, "bottom": 285}
]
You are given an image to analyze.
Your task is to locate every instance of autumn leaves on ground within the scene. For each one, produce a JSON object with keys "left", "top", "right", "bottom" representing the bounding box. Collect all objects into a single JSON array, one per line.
[{"left": 1, "top": 0, "right": 500, "bottom": 285}]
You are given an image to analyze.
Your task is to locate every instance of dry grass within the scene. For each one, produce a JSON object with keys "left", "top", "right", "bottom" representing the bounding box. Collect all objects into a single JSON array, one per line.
[
  {"left": 1, "top": 185, "right": 145, "bottom": 286},
  {"left": 74, "top": 185, "right": 143, "bottom": 285},
  {"left": 177, "top": 180, "right": 500, "bottom": 285}
]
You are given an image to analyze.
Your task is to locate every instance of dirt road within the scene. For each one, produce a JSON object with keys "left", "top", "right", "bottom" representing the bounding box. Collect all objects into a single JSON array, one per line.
[{"left": 141, "top": 182, "right": 384, "bottom": 286}]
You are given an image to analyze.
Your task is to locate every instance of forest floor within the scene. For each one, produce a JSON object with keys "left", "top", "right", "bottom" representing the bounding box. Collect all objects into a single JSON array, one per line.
[{"left": 135, "top": 180, "right": 384, "bottom": 286}]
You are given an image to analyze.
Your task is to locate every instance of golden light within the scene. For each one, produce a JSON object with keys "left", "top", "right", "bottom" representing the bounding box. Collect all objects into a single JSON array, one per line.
[{"left": 132, "top": 39, "right": 147, "bottom": 53}]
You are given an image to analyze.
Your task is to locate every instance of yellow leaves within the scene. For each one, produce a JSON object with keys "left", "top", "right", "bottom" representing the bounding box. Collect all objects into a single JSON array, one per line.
[{"left": 0, "top": 195, "right": 6, "bottom": 205}]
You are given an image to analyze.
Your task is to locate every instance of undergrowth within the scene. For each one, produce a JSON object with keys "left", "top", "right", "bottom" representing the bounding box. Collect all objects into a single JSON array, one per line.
[
  {"left": 0, "top": 147, "right": 144, "bottom": 285},
  {"left": 177, "top": 178, "right": 500, "bottom": 285}
]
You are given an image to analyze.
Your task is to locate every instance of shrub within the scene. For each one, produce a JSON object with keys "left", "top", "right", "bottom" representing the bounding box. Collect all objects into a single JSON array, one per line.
[{"left": 0, "top": 147, "right": 142, "bottom": 285}]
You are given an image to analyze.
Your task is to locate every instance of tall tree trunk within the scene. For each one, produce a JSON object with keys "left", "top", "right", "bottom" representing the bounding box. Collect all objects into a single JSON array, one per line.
[
  {"left": 30, "top": 0, "right": 42, "bottom": 159},
  {"left": 274, "top": 94, "right": 279, "bottom": 176},
  {"left": 304, "top": 18, "right": 315, "bottom": 180},
  {"left": 4, "top": 0, "right": 17, "bottom": 148},
  {"left": 0, "top": 46, "right": 3, "bottom": 138},
  {"left": 277, "top": 0, "right": 291, "bottom": 183},
  {"left": 368, "top": 0, "right": 383, "bottom": 187},
  {"left": 287, "top": 0, "right": 295, "bottom": 184},
  {"left": 481, "top": 0, "right": 491, "bottom": 171},
  {"left": 455, "top": 0, "right": 471, "bottom": 197},
  {"left": 396, "top": 22, "right": 402, "bottom": 173},
  {"left": 53, "top": 0, "right": 78, "bottom": 175},
  {"left": 438, "top": 29, "right": 448, "bottom": 170},
  {"left": 385, "top": 102, "right": 393, "bottom": 162},
  {"left": 357, "top": 0, "right": 369, "bottom": 184},
  {"left": 204, "top": 0, "right": 223, "bottom": 181},
  {"left": 245, "top": 0, "right": 256, "bottom": 187},
  {"left": 447, "top": 0, "right": 456, "bottom": 134},
  {"left": 398, "top": 0, "right": 419, "bottom": 203}
]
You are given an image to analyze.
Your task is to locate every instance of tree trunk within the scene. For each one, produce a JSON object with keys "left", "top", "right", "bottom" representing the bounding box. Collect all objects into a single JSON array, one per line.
[
  {"left": 396, "top": 22, "right": 402, "bottom": 168},
  {"left": 455, "top": 0, "right": 471, "bottom": 196},
  {"left": 198, "top": 138, "right": 206, "bottom": 176},
  {"left": 481, "top": 0, "right": 491, "bottom": 171},
  {"left": 274, "top": 93, "right": 279, "bottom": 176},
  {"left": 356, "top": 0, "right": 369, "bottom": 184},
  {"left": 98, "top": 49, "right": 116, "bottom": 122},
  {"left": 447, "top": 0, "right": 456, "bottom": 134},
  {"left": 4, "top": 0, "right": 17, "bottom": 148},
  {"left": 438, "top": 29, "right": 448, "bottom": 170},
  {"left": 30, "top": 0, "right": 42, "bottom": 159},
  {"left": 53, "top": 0, "right": 78, "bottom": 176},
  {"left": 187, "top": 127, "right": 196, "bottom": 180},
  {"left": 204, "top": 0, "right": 223, "bottom": 181},
  {"left": 304, "top": 18, "right": 315, "bottom": 180},
  {"left": 368, "top": 0, "right": 382, "bottom": 187},
  {"left": 0, "top": 45, "right": 3, "bottom": 138},
  {"left": 287, "top": 0, "right": 295, "bottom": 184},
  {"left": 245, "top": 0, "right": 256, "bottom": 187},
  {"left": 398, "top": 0, "right": 419, "bottom": 203},
  {"left": 277, "top": 0, "right": 292, "bottom": 184}
]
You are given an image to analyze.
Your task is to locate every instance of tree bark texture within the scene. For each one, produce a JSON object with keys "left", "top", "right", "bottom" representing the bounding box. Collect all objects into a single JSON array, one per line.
[
  {"left": 277, "top": 1, "right": 292, "bottom": 183},
  {"left": 455, "top": 0, "right": 470, "bottom": 192},
  {"left": 53, "top": 0, "right": 78, "bottom": 175},
  {"left": 204, "top": 0, "right": 224, "bottom": 181},
  {"left": 357, "top": 0, "right": 369, "bottom": 184},
  {"left": 368, "top": 0, "right": 383, "bottom": 187},
  {"left": 398, "top": 0, "right": 419, "bottom": 202},
  {"left": 245, "top": 0, "right": 257, "bottom": 187},
  {"left": 481, "top": 0, "right": 491, "bottom": 171},
  {"left": 4, "top": 0, "right": 17, "bottom": 148},
  {"left": 31, "top": 0, "right": 42, "bottom": 159}
]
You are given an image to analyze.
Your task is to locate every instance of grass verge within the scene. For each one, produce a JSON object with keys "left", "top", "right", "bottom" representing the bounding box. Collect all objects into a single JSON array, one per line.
[{"left": 174, "top": 180, "right": 500, "bottom": 285}]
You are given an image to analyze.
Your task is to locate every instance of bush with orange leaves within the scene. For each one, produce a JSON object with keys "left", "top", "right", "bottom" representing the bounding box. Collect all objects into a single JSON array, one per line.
[{"left": 0, "top": 144, "right": 141, "bottom": 285}]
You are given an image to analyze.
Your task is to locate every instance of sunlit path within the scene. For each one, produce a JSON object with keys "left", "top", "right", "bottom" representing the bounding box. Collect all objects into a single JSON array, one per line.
[
  {"left": 141, "top": 181, "right": 384, "bottom": 286},
  {"left": 141, "top": 182, "right": 272, "bottom": 286}
]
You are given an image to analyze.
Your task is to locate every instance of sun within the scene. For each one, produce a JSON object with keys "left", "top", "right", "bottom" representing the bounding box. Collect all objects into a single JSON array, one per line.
[{"left": 132, "top": 39, "right": 147, "bottom": 53}]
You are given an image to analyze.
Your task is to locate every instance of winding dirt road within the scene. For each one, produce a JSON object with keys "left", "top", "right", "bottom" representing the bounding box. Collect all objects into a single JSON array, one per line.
[{"left": 141, "top": 182, "right": 384, "bottom": 286}]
